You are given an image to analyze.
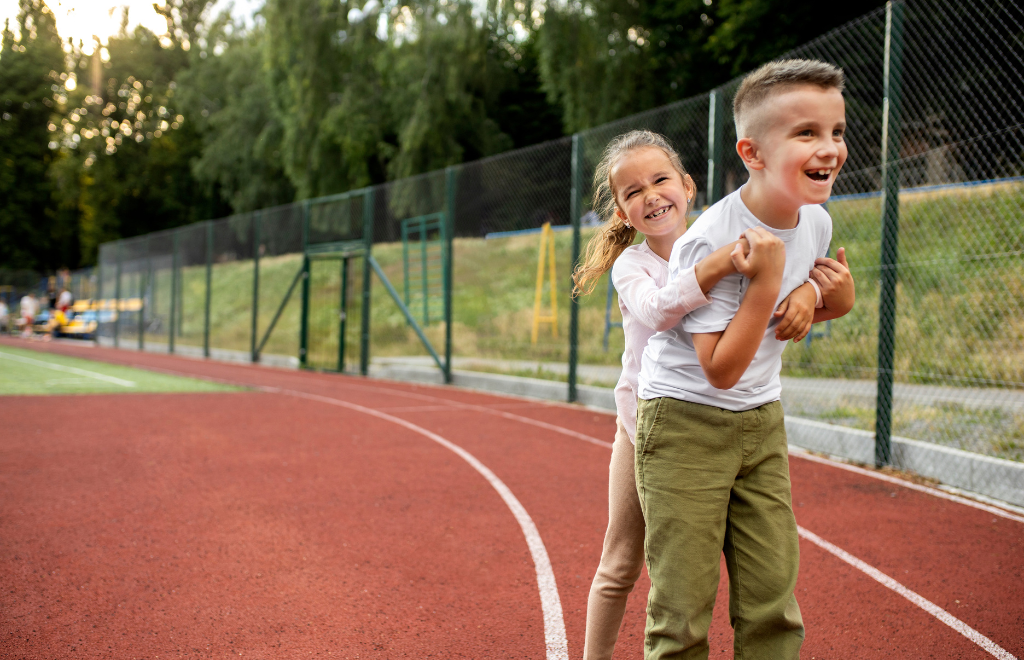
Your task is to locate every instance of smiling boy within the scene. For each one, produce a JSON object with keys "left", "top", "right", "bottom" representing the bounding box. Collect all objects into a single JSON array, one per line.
[{"left": 634, "top": 59, "right": 855, "bottom": 659}]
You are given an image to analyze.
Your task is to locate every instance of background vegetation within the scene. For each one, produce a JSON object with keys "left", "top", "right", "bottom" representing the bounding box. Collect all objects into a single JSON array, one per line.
[{"left": 1, "top": 0, "right": 884, "bottom": 271}]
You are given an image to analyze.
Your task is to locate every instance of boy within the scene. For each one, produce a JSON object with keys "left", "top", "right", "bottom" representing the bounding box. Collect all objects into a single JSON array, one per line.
[{"left": 635, "top": 59, "right": 856, "bottom": 659}]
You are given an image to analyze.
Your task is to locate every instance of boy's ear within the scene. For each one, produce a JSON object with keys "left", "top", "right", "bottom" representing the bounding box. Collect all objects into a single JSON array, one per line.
[{"left": 736, "top": 137, "right": 765, "bottom": 171}]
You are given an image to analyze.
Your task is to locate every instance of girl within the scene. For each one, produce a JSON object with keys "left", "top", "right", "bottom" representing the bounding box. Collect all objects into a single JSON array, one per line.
[{"left": 572, "top": 130, "right": 818, "bottom": 660}]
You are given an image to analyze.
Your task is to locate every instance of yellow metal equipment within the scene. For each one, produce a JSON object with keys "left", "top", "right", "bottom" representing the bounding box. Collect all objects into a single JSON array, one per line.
[{"left": 531, "top": 222, "right": 558, "bottom": 343}]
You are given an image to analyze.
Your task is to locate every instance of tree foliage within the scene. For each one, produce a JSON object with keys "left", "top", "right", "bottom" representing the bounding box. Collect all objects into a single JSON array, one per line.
[
  {"left": 0, "top": 0, "right": 65, "bottom": 270},
  {"left": 3, "top": 0, "right": 888, "bottom": 269},
  {"left": 536, "top": 0, "right": 885, "bottom": 132}
]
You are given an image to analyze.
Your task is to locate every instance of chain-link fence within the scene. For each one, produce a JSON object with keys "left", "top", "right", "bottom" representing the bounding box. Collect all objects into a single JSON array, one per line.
[{"left": 77, "top": 0, "right": 1024, "bottom": 503}]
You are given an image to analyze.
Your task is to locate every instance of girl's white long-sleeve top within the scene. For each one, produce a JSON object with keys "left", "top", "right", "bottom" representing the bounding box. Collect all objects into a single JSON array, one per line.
[{"left": 610, "top": 241, "right": 712, "bottom": 443}]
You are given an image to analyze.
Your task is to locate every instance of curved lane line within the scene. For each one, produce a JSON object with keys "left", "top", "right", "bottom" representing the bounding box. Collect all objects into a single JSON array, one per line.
[
  {"left": 344, "top": 382, "right": 1024, "bottom": 521},
  {"left": 798, "top": 526, "right": 1018, "bottom": 660},
  {"left": 261, "top": 386, "right": 569, "bottom": 660}
]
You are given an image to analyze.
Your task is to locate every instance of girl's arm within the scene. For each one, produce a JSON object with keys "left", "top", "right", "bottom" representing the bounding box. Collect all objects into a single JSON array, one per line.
[{"left": 613, "top": 240, "right": 746, "bottom": 333}]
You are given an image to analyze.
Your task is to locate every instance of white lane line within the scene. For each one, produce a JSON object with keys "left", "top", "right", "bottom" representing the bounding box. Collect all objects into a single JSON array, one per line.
[
  {"left": 262, "top": 385, "right": 569, "bottom": 660},
  {"left": 798, "top": 526, "right": 1017, "bottom": 660},
  {"left": 0, "top": 350, "right": 136, "bottom": 387},
  {"left": 313, "top": 381, "right": 614, "bottom": 449},
  {"left": 790, "top": 448, "right": 1024, "bottom": 523}
]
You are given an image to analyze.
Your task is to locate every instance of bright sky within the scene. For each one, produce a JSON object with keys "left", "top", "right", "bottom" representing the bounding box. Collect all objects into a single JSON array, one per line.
[{"left": 0, "top": 0, "right": 262, "bottom": 53}]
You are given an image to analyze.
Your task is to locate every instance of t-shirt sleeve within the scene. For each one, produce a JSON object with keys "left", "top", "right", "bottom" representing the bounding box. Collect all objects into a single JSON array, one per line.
[
  {"left": 676, "top": 238, "right": 743, "bottom": 334},
  {"left": 818, "top": 207, "right": 833, "bottom": 258}
]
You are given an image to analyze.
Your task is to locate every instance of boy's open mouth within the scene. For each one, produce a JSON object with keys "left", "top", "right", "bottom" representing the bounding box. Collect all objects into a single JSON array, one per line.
[
  {"left": 806, "top": 168, "right": 832, "bottom": 182},
  {"left": 646, "top": 205, "right": 672, "bottom": 219}
]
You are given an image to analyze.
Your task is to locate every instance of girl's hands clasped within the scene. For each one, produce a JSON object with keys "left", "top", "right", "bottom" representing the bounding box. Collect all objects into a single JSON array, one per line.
[{"left": 774, "top": 284, "right": 816, "bottom": 342}]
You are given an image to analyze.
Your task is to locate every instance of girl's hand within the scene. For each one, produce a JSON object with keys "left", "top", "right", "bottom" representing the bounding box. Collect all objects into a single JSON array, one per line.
[
  {"left": 731, "top": 228, "right": 785, "bottom": 281},
  {"left": 774, "top": 283, "right": 816, "bottom": 342},
  {"left": 811, "top": 247, "right": 855, "bottom": 315}
]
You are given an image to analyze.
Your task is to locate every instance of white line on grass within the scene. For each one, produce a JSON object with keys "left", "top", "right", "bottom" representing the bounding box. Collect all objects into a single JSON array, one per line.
[
  {"left": 797, "top": 526, "right": 1018, "bottom": 660},
  {"left": 0, "top": 350, "right": 136, "bottom": 387},
  {"left": 262, "top": 386, "right": 570, "bottom": 660}
]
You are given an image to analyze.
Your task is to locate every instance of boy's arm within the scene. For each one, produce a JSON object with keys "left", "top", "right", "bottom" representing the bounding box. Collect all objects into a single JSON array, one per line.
[
  {"left": 810, "top": 247, "right": 855, "bottom": 323},
  {"left": 692, "top": 228, "right": 785, "bottom": 390}
]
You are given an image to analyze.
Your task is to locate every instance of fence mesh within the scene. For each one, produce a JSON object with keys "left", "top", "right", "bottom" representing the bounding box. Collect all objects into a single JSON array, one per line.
[{"left": 76, "top": 0, "right": 1024, "bottom": 500}]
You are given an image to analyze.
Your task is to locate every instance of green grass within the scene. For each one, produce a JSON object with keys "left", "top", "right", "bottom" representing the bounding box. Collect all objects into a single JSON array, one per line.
[{"left": 0, "top": 345, "right": 242, "bottom": 396}]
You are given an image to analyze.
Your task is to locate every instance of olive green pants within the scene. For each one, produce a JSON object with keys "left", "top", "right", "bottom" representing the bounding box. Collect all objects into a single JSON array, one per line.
[{"left": 635, "top": 397, "right": 804, "bottom": 660}]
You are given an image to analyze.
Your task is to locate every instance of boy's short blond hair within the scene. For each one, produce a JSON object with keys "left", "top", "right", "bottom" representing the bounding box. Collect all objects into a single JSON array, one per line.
[{"left": 733, "top": 59, "right": 845, "bottom": 139}]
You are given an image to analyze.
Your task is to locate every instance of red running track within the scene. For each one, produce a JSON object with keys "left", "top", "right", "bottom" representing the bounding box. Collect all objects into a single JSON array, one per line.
[{"left": 1, "top": 338, "right": 1022, "bottom": 659}]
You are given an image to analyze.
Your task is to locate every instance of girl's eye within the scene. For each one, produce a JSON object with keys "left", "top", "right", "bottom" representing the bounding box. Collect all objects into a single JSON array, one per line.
[
  {"left": 626, "top": 189, "right": 638, "bottom": 198},
  {"left": 656, "top": 177, "right": 668, "bottom": 184},
  {"left": 833, "top": 130, "right": 845, "bottom": 138}
]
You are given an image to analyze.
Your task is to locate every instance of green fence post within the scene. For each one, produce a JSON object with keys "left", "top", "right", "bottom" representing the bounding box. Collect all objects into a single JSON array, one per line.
[
  {"left": 251, "top": 210, "right": 261, "bottom": 362},
  {"left": 138, "top": 238, "right": 148, "bottom": 351},
  {"left": 204, "top": 220, "right": 212, "bottom": 358},
  {"left": 444, "top": 166, "right": 456, "bottom": 384},
  {"left": 169, "top": 230, "right": 178, "bottom": 354},
  {"left": 299, "top": 201, "right": 311, "bottom": 368},
  {"left": 360, "top": 189, "right": 374, "bottom": 376},
  {"left": 114, "top": 242, "right": 122, "bottom": 349},
  {"left": 875, "top": 0, "right": 905, "bottom": 468},
  {"left": 339, "top": 257, "right": 349, "bottom": 372},
  {"left": 95, "top": 261, "right": 103, "bottom": 345},
  {"left": 707, "top": 87, "right": 726, "bottom": 206},
  {"left": 568, "top": 134, "right": 582, "bottom": 403}
]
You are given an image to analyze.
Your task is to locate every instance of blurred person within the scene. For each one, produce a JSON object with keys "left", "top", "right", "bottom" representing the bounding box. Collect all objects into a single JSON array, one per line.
[
  {"left": 0, "top": 299, "right": 8, "bottom": 333},
  {"left": 19, "top": 292, "right": 39, "bottom": 337},
  {"left": 57, "top": 287, "right": 73, "bottom": 313}
]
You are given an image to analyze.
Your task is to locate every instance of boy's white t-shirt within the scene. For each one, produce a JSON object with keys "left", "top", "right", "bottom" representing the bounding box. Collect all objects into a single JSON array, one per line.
[{"left": 638, "top": 187, "right": 832, "bottom": 412}]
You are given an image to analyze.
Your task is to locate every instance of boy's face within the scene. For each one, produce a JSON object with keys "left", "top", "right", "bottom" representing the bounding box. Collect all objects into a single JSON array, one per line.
[{"left": 751, "top": 85, "right": 847, "bottom": 207}]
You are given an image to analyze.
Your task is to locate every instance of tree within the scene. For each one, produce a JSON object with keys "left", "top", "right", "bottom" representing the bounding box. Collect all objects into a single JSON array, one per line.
[
  {"left": 176, "top": 17, "right": 294, "bottom": 212},
  {"left": 536, "top": 0, "right": 885, "bottom": 132},
  {"left": 51, "top": 6, "right": 230, "bottom": 265},
  {"left": 0, "top": 0, "right": 65, "bottom": 270}
]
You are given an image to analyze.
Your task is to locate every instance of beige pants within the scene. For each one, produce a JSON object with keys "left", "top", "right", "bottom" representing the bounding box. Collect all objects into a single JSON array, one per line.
[{"left": 583, "top": 417, "right": 646, "bottom": 660}]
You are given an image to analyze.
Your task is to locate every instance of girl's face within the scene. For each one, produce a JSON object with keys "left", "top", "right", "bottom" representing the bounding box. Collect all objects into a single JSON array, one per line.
[{"left": 610, "top": 147, "right": 692, "bottom": 242}]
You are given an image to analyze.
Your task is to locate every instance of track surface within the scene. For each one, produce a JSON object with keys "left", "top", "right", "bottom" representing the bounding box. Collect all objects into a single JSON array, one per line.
[{"left": 2, "top": 339, "right": 1022, "bottom": 659}]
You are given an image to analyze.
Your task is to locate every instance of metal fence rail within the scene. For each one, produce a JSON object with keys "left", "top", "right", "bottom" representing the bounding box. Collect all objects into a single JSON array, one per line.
[{"left": 73, "top": 0, "right": 1024, "bottom": 498}]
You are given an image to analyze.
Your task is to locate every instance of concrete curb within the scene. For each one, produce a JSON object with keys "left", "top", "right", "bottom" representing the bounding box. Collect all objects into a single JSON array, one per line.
[{"left": 96, "top": 336, "right": 299, "bottom": 370}]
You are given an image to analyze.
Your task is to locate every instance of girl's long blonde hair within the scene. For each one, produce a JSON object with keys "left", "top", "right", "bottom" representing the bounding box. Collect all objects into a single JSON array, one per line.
[{"left": 571, "top": 130, "right": 696, "bottom": 297}]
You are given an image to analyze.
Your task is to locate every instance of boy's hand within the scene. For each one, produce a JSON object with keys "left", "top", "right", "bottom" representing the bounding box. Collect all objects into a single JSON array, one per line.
[
  {"left": 731, "top": 228, "right": 785, "bottom": 281},
  {"left": 774, "top": 283, "right": 816, "bottom": 342},
  {"left": 811, "top": 247, "right": 855, "bottom": 315}
]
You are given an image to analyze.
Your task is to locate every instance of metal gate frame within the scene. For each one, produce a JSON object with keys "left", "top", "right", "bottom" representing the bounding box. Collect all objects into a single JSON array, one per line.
[{"left": 297, "top": 186, "right": 455, "bottom": 382}]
